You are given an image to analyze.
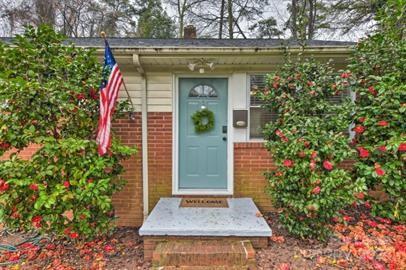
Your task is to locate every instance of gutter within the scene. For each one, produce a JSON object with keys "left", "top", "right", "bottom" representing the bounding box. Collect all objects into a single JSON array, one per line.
[
  {"left": 91, "top": 46, "right": 354, "bottom": 56},
  {"left": 133, "top": 54, "right": 149, "bottom": 220}
]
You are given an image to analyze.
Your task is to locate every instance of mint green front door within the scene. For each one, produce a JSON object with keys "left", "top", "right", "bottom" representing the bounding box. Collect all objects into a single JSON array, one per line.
[{"left": 179, "top": 78, "right": 228, "bottom": 190}]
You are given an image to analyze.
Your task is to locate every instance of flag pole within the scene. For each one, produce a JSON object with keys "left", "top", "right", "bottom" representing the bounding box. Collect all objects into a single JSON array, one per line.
[{"left": 100, "top": 31, "right": 136, "bottom": 119}]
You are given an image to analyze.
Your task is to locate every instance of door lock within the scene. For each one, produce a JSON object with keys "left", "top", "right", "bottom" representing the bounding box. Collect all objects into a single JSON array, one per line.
[{"left": 223, "top": 137, "right": 227, "bottom": 141}]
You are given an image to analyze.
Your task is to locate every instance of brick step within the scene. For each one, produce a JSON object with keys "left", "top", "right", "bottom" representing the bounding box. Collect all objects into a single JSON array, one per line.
[
  {"left": 152, "top": 240, "right": 256, "bottom": 269},
  {"left": 154, "top": 266, "right": 254, "bottom": 270}
]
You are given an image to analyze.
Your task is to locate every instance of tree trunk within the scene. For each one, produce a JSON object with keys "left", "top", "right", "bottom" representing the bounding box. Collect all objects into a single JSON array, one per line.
[
  {"left": 227, "top": 0, "right": 233, "bottom": 39},
  {"left": 308, "top": 0, "right": 315, "bottom": 39},
  {"left": 178, "top": 0, "right": 185, "bottom": 38},
  {"left": 35, "top": 0, "right": 55, "bottom": 26},
  {"left": 291, "top": 0, "right": 297, "bottom": 39},
  {"left": 219, "top": 0, "right": 225, "bottom": 39}
]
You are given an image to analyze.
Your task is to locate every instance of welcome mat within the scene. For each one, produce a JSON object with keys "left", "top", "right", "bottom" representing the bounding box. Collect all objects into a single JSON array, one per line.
[{"left": 180, "top": 198, "right": 229, "bottom": 208}]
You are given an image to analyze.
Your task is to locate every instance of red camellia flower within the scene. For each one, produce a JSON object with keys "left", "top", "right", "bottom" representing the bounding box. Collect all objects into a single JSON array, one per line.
[
  {"left": 303, "top": 140, "right": 310, "bottom": 148},
  {"left": 376, "top": 168, "right": 385, "bottom": 176},
  {"left": 69, "top": 232, "right": 79, "bottom": 239},
  {"left": 398, "top": 143, "right": 406, "bottom": 152},
  {"left": 76, "top": 93, "right": 85, "bottom": 100},
  {"left": 353, "top": 125, "right": 365, "bottom": 134},
  {"left": 377, "top": 120, "right": 388, "bottom": 127},
  {"left": 355, "top": 192, "right": 365, "bottom": 200},
  {"left": 283, "top": 159, "right": 294, "bottom": 167},
  {"left": 357, "top": 147, "right": 369, "bottom": 158},
  {"left": 364, "top": 201, "right": 372, "bottom": 209},
  {"left": 311, "top": 186, "right": 321, "bottom": 195},
  {"left": 309, "top": 161, "right": 316, "bottom": 171},
  {"left": 0, "top": 180, "right": 9, "bottom": 192},
  {"left": 89, "top": 88, "right": 98, "bottom": 100},
  {"left": 367, "top": 86, "right": 377, "bottom": 96},
  {"left": 87, "top": 178, "right": 94, "bottom": 183},
  {"left": 307, "top": 81, "right": 315, "bottom": 87},
  {"left": 358, "top": 117, "right": 366, "bottom": 123},
  {"left": 275, "top": 129, "right": 283, "bottom": 137},
  {"left": 63, "top": 227, "right": 71, "bottom": 235},
  {"left": 340, "top": 72, "right": 350, "bottom": 78},
  {"left": 275, "top": 129, "right": 288, "bottom": 142},
  {"left": 32, "top": 216, "right": 42, "bottom": 228},
  {"left": 374, "top": 163, "right": 385, "bottom": 176},
  {"left": 63, "top": 181, "right": 70, "bottom": 188},
  {"left": 310, "top": 151, "right": 317, "bottom": 159},
  {"left": 272, "top": 82, "right": 279, "bottom": 89},
  {"left": 0, "top": 183, "right": 10, "bottom": 191},
  {"left": 377, "top": 145, "right": 387, "bottom": 152},
  {"left": 343, "top": 215, "right": 353, "bottom": 222},
  {"left": 298, "top": 151, "right": 306, "bottom": 158},
  {"left": 323, "top": 160, "right": 333, "bottom": 171},
  {"left": 0, "top": 141, "right": 11, "bottom": 150},
  {"left": 275, "top": 171, "right": 283, "bottom": 177},
  {"left": 29, "top": 183, "right": 39, "bottom": 191}
]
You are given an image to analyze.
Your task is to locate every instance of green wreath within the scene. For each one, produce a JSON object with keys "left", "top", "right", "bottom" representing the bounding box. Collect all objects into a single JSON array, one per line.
[{"left": 191, "top": 108, "right": 215, "bottom": 133}]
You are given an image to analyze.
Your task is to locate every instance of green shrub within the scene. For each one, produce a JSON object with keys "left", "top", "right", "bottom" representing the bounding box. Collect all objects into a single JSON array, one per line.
[
  {"left": 0, "top": 26, "right": 136, "bottom": 239},
  {"left": 349, "top": 1, "right": 405, "bottom": 221},
  {"left": 258, "top": 58, "right": 366, "bottom": 240}
]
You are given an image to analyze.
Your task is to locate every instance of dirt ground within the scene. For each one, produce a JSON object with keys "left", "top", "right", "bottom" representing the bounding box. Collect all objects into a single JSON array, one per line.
[{"left": 1, "top": 206, "right": 405, "bottom": 270}]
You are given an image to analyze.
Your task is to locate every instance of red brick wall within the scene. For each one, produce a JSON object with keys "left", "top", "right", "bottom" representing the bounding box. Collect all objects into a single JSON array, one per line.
[
  {"left": 147, "top": 112, "right": 173, "bottom": 211},
  {"left": 1, "top": 114, "right": 355, "bottom": 226},
  {"left": 112, "top": 115, "right": 143, "bottom": 227},
  {"left": 234, "top": 143, "right": 275, "bottom": 212},
  {"left": 0, "top": 144, "right": 41, "bottom": 160}
]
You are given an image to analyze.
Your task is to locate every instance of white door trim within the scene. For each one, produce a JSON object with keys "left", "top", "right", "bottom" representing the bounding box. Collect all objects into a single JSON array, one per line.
[{"left": 172, "top": 74, "right": 234, "bottom": 195}]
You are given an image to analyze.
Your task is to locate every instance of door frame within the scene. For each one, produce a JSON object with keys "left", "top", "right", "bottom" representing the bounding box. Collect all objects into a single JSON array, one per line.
[{"left": 172, "top": 74, "right": 234, "bottom": 195}]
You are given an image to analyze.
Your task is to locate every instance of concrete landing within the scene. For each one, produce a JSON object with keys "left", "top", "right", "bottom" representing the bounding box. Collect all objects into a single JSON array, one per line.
[{"left": 139, "top": 198, "right": 272, "bottom": 237}]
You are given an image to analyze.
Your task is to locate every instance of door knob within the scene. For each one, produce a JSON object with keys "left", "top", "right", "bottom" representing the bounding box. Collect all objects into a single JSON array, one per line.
[{"left": 222, "top": 137, "right": 227, "bottom": 141}]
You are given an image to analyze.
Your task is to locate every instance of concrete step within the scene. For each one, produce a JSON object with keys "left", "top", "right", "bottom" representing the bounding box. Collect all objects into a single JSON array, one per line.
[{"left": 152, "top": 240, "right": 257, "bottom": 269}]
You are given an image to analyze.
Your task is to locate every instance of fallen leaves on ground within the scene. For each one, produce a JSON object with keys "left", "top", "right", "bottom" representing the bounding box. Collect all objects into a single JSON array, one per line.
[
  {"left": 257, "top": 206, "right": 405, "bottom": 269},
  {"left": 0, "top": 228, "right": 149, "bottom": 270}
]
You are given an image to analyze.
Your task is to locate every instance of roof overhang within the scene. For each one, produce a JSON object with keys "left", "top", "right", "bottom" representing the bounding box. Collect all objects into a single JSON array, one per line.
[{"left": 104, "top": 46, "right": 353, "bottom": 72}]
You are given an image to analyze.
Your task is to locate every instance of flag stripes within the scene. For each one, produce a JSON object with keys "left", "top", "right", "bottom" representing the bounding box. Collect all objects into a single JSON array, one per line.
[{"left": 96, "top": 41, "right": 123, "bottom": 155}]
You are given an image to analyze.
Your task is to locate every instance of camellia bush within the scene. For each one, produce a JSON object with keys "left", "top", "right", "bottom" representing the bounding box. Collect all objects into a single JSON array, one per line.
[
  {"left": 349, "top": 1, "right": 405, "bottom": 221},
  {"left": 0, "top": 26, "right": 136, "bottom": 239},
  {"left": 258, "top": 58, "right": 366, "bottom": 240}
]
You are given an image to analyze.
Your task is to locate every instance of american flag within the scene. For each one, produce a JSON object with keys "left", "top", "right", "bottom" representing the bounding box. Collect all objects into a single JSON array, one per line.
[{"left": 96, "top": 40, "right": 123, "bottom": 155}]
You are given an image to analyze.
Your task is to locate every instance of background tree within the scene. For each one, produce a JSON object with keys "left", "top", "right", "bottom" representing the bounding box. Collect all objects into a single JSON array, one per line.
[
  {"left": 249, "top": 17, "right": 283, "bottom": 39},
  {"left": 0, "top": 26, "right": 137, "bottom": 239},
  {"left": 164, "top": 0, "right": 205, "bottom": 38},
  {"left": 285, "top": 0, "right": 330, "bottom": 40},
  {"left": 179, "top": 0, "right": 269, "bottom": 38},
  {"left": 137, "top": 0, "right": 175, "bottom": 38},
  {"left": 326, "top": 0, "right": 387, "bottom": 35},
  {"left": 0, "top": 0, "right": 141, "bottom": 37}
]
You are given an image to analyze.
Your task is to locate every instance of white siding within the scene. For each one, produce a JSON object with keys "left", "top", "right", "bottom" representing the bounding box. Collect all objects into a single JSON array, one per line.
[{"left": 119, "top": 67, "right": 172, "bottom": 112}]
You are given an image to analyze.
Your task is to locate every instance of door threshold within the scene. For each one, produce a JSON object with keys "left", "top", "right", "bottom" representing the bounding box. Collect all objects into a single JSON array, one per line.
[{"left": 173, "top": 189, "right": 232, "bottom": 196}]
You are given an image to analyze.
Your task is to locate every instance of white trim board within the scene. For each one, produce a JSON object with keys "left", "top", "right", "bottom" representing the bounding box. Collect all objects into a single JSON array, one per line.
[{"left": 172, "top": 74, "right": 234, "bottom": 195}]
